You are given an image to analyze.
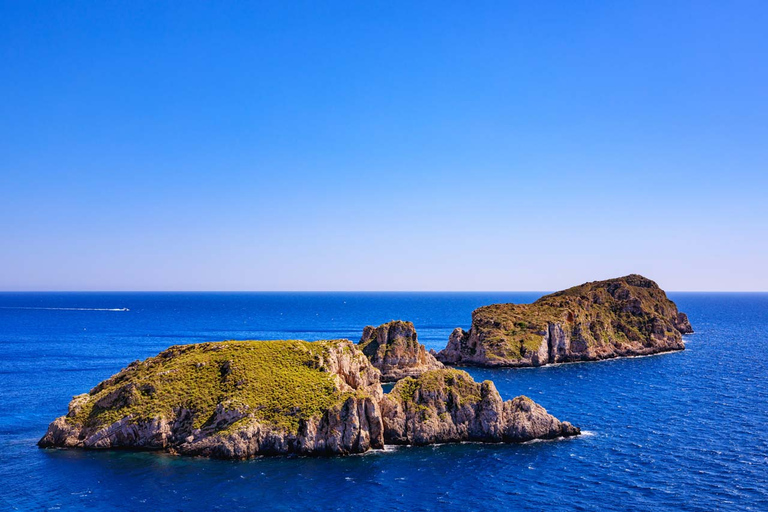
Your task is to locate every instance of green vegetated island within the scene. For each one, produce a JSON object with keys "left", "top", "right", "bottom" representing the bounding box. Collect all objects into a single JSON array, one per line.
[
  {"left": 40, "top": 274, "right": 691, "bottom": 459},
  {"left": 437, "top": 274, "right": 693, "bottom": 366}
]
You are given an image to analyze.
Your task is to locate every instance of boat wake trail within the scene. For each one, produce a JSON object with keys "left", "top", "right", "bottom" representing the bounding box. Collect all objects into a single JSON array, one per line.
[{"left": 0, "top": 307, "right": 129, "bottom": 312}]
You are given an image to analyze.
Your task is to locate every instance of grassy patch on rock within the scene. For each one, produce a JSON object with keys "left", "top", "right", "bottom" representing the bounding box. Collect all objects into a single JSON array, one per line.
[
  {"left": 67, "top": 340, "right": 357, "bottom": 434},
  {"left": 391, "top": 369, "right": 482, "bottom": 406},
  {"left": 468, "top": 274, "right": 686, "bottom": 360}
]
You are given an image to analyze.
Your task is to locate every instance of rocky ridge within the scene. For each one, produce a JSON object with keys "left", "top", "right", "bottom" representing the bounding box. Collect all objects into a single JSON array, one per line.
[
  {"left": 358, "top": 320, "right": 443, "bottom": 382},
  {"left": 381, "top": 369, "right": 579, "bottom": 445},
  {"left": 437, "top": 274, "right": 693, "bottom": 367}
]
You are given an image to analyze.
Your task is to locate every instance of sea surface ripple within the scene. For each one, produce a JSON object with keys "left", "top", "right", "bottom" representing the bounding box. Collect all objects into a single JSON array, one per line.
[{"left": 0, "top": 292, "right": 766, "bottom": 511}]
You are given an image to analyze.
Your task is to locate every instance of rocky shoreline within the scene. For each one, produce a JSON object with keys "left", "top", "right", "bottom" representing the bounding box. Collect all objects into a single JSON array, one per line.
[
  {"left": 40, "top": 339, "right": 578, "bottom": 459},
  {"left": 381, "top": 369, "right": 578, "bottom": 445}
]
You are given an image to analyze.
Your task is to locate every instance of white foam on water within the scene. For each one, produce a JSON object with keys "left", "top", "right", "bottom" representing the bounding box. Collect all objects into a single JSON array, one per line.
[{"left": 0, "top": 307, "right": 129, "bottom": 312}]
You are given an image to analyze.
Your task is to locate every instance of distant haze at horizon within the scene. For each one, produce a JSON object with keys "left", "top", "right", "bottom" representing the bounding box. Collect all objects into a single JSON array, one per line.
[
  {"left": 2, "top": 280, "right": 766, "bottom": 294},
  {"left": 2, "top": 2, "right": 767, "bottom": 292}
]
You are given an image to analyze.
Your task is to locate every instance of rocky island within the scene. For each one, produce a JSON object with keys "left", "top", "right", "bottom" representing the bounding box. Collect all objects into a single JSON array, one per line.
[
  {"left": 437, "top": 274, "right": 693, "bottom": 367},
  {"left": 39, "top": 339, "right": 385, "bottom": 458},
  {"left": 40, "top": 339, "right": 579, "bottom": 459},
  {"left": 358, "top": 320, "right": 443, "bottom": 381}
]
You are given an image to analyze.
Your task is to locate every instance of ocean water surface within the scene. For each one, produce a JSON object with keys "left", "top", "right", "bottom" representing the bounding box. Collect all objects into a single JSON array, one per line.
[{"left": 1, "top": 292, "right": 766, "bottom": 511}]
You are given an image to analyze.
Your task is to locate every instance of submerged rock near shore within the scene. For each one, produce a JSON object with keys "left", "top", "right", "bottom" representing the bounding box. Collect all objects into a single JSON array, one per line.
[
  {"left": 437, "top": 274, "right": 693, "bottom": 367},
  {"left": 358, "top": 320, "right": 443, "bottom": 382},
  {"left": 381, "top": 369, "right": 579, "bottom": 445},
  {"left": 40, "top": 339, "right": 579, "bottom": 459}
]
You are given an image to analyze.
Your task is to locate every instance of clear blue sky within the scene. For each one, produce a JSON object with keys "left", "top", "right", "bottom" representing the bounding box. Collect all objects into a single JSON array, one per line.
[{"left": 1, "top": 1, "right": 767, "bottom": 291}]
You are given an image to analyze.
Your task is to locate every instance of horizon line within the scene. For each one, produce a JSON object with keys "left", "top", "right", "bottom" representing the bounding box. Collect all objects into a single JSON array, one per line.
[{"left": 0, "top": 289, "right": 766, "bottom": 294}]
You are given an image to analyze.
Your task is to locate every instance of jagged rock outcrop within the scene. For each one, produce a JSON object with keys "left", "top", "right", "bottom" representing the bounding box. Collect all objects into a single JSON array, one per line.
[
  {"left": 40, "top": 340, "right": 580, "bottom": 459},
  {"left": 381, "top": 369, "right": 579, "bottom": 444},
  {"left": 358, "top": 320, "right": 444, "bottom": 382},
  {"left": 437, "top": 274, "right": 694, "bottom": 367},
  {"left": 39, "top": 339, "right": 385, "bottom": 458}
]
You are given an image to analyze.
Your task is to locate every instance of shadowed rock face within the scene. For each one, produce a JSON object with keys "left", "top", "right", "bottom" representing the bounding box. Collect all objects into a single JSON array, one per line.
[
  {"left": 40, "top": 341, "right": 580, "bottom": 459},
  {"left": 381, "top": 369, "right": 579, "bottom": 445},
  {"left": 437, "top": 274, "right": 694, "bottom": 367},
  {"left": 358, "top": 321, "right": 443, "bottom": 382}
]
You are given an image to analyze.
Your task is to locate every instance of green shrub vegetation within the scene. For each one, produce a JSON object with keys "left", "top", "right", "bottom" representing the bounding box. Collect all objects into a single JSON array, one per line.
[
  {"left": 358, "top": 320, "right": 420, "bottom": 361},
  {"left": 391, "top": 369, "right": 482, "bottom": 407},
  {"left": 469, "top": 274, "right": 683, "bottom": 361},
  {"left": 67, "top": 339, "right": 360, "bottom": 434}
]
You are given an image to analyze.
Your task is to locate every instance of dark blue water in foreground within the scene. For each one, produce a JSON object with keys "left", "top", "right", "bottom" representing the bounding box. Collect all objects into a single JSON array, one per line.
[{"left": 1, "top": 292, "right": 767, "bottom": 511}]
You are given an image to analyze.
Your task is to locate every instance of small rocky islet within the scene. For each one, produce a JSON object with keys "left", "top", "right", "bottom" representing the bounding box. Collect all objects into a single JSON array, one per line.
[
  {"left": 357, "top": 320, "right": 443, "bottom": 382},
  {"left": 39, "top": 274, "right": 691, "bottom": 459}
]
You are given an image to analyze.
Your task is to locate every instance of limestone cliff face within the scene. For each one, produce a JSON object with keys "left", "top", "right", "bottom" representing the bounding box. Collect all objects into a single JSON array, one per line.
[
  {"left": 175, "top": 395, "right": 383, "bottom": 458},
  {"left": 437, "top": 274, "right": 694, "bottom": 367},
  {"left": 381, "top": 369, "right": 579, "bottom": 444},
  {"left": 358, "top": 321, "right": 443, "bottom": 382},
  {"left": 39, "top": 339, "right": 385, "bottom": 458}
]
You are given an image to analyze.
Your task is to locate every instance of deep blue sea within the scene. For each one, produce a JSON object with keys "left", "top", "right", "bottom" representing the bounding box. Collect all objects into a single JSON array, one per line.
[{"left": 1, "top": 292, "right": 767, "bottom": 511}]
